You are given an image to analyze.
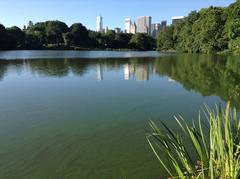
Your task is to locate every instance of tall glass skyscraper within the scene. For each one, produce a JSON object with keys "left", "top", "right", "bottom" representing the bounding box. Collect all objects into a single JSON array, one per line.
[
  {"left": 96, "top": 16, "right": 103, "bottom": 32},
  {"left": 124, "top": 18, "right": 131, "bottom": 33},
  {"left": 137, "top": 16, "right": 152, "bottom": 35}
]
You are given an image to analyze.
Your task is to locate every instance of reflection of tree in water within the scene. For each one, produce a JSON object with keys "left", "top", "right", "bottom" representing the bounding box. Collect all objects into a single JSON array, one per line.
[
  {"left": 0, "top": 60, "right": 8, "bottom": 81},
  {"left": 2, "top": 55, "right": 240, "bottom": 107},
  {"left": 0, "top": 60, "right": 24, "bottom": 81},
  {"left": 154, "top": 54, "right": 240, "bottom": 108},
  {"left": 67, "top": 59, "right": 90, "bottom": 76},
  {"left": 27, "top": 59, "right": 69, "bottom": 77}
]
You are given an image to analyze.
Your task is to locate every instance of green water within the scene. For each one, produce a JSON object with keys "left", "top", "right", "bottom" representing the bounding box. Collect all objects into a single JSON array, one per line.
[{"left": 0, "top": 51, "right": 239, "bottom": 179}]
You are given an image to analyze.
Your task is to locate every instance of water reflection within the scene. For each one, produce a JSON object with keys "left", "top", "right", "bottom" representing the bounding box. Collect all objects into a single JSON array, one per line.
[{"left": 1, "top": 54, "right": 240, "bottom": 106}]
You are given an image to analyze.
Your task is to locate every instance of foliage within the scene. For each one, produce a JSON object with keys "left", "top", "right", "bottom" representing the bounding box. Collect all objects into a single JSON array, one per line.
[
  {"left": 147, "top": 104, "right": 240, "bottom": 178},
  {"left": 154, "top": 54, "right": 240, "bottom": 107},
  {"left": 130, "top": 33, "right": 156, "bottom": 50},
  {"left": 7, "top": 26, "right": 25, "bottom": 47},
  {"left": 157, "top": 26, "right": 175, "bottom": 51},
  {"left": 0, "top": 20, "right": 155, "bottom": 50},
  {"left": 157, "top": 1, "right": 240, "bottom": 54}
]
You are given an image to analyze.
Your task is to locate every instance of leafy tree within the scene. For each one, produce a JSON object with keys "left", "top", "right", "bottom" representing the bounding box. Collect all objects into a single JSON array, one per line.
[
  {"left": 130, "top": 33, "right": 156, "bottom": 50},
  {"left": 70, "top": 23, "right": 89, "bottom": 46},
  {"left": 62, "top": 32, "right": 73, "bottom": 47},
  {"left": 45, "top": 21, "right": 69, "bottom": 44},
  {"left": 0, "top": 24, "right": 16, "bottom": 49},
  {"left": 7, "top": 26, "right": 25, "bottom": 47},
  {"left": 157, "top": 26, "right": 175, "bottom": 51},
  {"left": 24, "top": 33, "right": 43, "bottom": 49}
]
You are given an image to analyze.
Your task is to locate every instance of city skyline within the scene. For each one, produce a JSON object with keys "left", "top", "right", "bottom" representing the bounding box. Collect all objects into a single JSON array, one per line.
[{"left": 0, "top": 0, "right": 235, "bottom": 30}]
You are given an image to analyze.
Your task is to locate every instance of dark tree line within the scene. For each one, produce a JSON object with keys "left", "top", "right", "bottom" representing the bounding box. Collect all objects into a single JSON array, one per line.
[
  {"left": 0, "top": 20, "right": 156, "bottom": 51},
  {"left": 157, "top": 0, "right": 240, "bottom": 54}
]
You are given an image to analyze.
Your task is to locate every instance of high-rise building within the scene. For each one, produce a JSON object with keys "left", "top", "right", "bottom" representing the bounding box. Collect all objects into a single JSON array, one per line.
[
  {"left": 172, "top": 16, "right": 184, "bottom": 25},
  {"left": 130, "top": 22, "right": 137, "bottom": 34},
  {"left": 125, "top": 18, "right": 131, "bottom": 33},
  {"left": 137, "top": 16, "right": 152, "bottom": 35},
  {"left": 151, "top": 23, "right": 161, "bottom": 38},
  {"left": 104, "top": 26, "right": 109, "bottom": 33},
  {"left": 96, "top": 16, "right": 103, "bottom": 32},
  {"left": 161, "top": 21, "right": 167, "bottom": 27}
]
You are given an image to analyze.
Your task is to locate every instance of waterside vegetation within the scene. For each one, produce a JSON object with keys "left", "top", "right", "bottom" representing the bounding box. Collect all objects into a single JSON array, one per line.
[
  {"left": 157, "top": 0, "right": 240, "bottom": 54},
  {"left": 147, "top": 102, "right": 240, "bottom": 178},
  {"left": 0, "top": 21, "right": 156, "bottom": 51}
]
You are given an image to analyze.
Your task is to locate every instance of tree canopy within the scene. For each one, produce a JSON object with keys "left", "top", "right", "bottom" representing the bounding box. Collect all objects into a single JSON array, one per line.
[
  {"left": 157, "top": 1, "right": 240, "bottom": 54},
  {"left": 0, "top": 20, "right": 155, "bottom": 51}
]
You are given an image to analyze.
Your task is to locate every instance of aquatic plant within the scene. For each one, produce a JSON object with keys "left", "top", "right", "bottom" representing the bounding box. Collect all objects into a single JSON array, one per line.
[{"left": 147, "top": 103, "right": 240, "bottom": 179}]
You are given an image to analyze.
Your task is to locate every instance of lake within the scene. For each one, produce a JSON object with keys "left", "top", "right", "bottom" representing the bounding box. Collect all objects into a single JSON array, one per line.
[{"left": 0, "top": 51, "right": 239, "bottom": 179}]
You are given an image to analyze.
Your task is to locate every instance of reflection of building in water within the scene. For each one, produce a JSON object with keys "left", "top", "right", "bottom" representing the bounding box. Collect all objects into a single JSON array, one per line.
[
  {"left": 168, "top": 77, "right": 175, "bottom": 83},
  {"left": 96, "top": 64, "right": 103, "bottom": 81},
  {"left": 124, "top": 64, "right": 130, "bottom": 80},
  {"left": 135, "top": 65, "right": 149, "bottom": 81},
  {"left": 124, "top": 63, "right": 150, "bottom": 81}
]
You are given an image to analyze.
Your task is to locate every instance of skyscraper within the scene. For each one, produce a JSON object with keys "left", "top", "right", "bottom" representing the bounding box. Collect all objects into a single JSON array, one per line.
[
  {"left": 161, "top": 20, "right": 167, "bottom": 27},
  {"left": 96, "top": 16, "right": 103, "bottom": 32},
  {"left": 125, "top": 18, "right": 131, "bottom": 33},
  {"left": 151, "top": 23, "right": 161, "bottom": 38},
  {"left": 137, "top": 16, "right": 152, "bottom": 35},
  {"left": 130, "top": 22, "right": 137, "bottom": 34}
]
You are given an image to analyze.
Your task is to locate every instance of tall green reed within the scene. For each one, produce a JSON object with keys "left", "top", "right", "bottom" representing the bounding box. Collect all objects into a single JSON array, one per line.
[{"left": 147, "top": 103, "right": 240, "bottom": 179}]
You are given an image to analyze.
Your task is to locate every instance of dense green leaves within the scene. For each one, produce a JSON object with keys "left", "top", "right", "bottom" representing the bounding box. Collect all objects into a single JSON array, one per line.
[
  {"left": 130, "top": 33, "right": 156, "bottom": 50},
  {"left": 0, "top": 20, "right": 155, "bottom": 50},
  {"left": 157, "top": 1, "right": 240, "bottom": 54}
]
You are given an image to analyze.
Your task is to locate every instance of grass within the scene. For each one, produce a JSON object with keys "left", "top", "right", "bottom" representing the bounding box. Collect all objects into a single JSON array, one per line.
[{"left": 146, "top": 102, "right": 240, "bottom": 179}]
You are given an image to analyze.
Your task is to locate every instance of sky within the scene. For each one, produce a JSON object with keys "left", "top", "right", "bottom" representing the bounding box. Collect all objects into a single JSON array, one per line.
[{"left": 0, "top": 0, "right": 236, "bottom": 30}]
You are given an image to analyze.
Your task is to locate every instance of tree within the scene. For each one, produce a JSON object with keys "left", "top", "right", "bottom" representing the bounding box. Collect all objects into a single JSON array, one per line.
[
  {"left": 130, "top": 33, "right": 156, "bottom": 50},
  {"left": 70, "top": 23, "right": 89, "bottom": 46},
  {"left": 45, "top": 21, "right": 69, "bottom": 44},
  {"left": 62, "top": 32, "right": 73, "bottom": 47},
  {"left": 157, "top": 26, "right": 175, "bottom": 51},
  {"left": 7, "top": 26, "right": 25, "bottom": 48},
  {"left": 0, "top": 24, "right": 16, "bottom": 50},
  {"left": 24, "top": 33, "right": 43, "bottom": 49}
]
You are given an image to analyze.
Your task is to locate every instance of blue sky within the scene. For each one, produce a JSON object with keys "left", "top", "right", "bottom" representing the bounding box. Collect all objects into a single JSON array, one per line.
[{"left": 0, "top": 0, "right": 235, "bottom": 30}]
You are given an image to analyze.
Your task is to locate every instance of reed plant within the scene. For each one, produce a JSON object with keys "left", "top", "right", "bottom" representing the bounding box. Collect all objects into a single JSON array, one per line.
[{"left": 147, "top": 103, "right": 240, "bottom": 179}]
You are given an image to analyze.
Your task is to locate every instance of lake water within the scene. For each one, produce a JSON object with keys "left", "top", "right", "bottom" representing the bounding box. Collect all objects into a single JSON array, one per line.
[{"left": 0, "top": 51, "right": 239, "bottom": 179}]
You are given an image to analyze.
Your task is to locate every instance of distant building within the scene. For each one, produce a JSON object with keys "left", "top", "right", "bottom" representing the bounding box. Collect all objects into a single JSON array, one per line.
[
  {"left": 137, "top": 16, "right": 152, "bottom": 35},
  {"left": 125, "top": 18, "right": 131, "bottom": 33},
  {"left": 161, "top": 20, "right": 167, "bottom": 28},
  {"left": 150, "top": 21, "right": 167, "bottom": 38},
  {"left": 114, "top": 28, "right": 121, "bottom": 34},
  {"left": 125, "top": 18, "right": 137, "bottom": 34},
  {"left": 172, "top": 16, "right": 184, "bottom": 25},
  {"left": 130, "top": 22, "right": 137, "bottom": 34},
  {"left": 96, "top": 16, "right": 103, "bottom": 32},
  {"left": 104, "top": 26, "right": 109, "bottom": 33},
  {"left": 151, "top": 23, "right": 161, "bottom": 38}
]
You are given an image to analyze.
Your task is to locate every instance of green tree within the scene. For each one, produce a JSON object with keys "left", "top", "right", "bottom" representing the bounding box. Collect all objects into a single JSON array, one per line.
[
  {"left": 70, "top": 23, "right": 89, "bottom": 46},
  {"left": 157, "top": 26, "right": 175, "bottom": 51},
  {"left": 130, "top": 33, "right": 156, "bottom": 50},
  {"left": 7, "top": 26, "right": 25, "bottom": 48},
  {"left": 62, "top": 32, "right": 73, "bottom": 47},
  {"left": 45, "top": 21, "right": 69, "bottom": 44},
  {"left": 0, "top": 24, "right": 16, "bottom": 49}
]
